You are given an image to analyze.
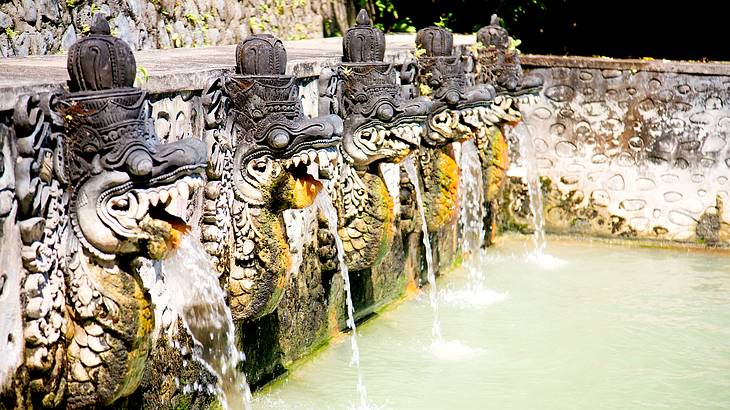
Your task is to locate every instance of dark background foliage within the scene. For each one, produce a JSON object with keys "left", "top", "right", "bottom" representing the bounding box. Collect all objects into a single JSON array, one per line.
[{"left": 354, "top": 0, "right": 726, "bottom": 61}]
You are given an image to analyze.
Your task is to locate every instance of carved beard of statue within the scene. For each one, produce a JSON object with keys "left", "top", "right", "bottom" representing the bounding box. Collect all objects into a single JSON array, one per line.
[{"left": 204, "top": 34, "right": 343, "bottom": 321}]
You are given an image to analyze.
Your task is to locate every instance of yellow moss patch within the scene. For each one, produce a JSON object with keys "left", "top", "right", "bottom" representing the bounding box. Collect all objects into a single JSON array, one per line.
[{"left": 425, "top": 149, "right": 460, "bottom": 232}]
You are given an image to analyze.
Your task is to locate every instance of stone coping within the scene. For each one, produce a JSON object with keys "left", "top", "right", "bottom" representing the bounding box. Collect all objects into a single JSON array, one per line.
[
  {"left": 521, "top": 54, "right": 730, "bottom": 76},
  {"left": 0, "top": 33, "right": 475, "bottom": 111},
  {"left": 5, "top": 34, "right": 730, "bottom": 111}
]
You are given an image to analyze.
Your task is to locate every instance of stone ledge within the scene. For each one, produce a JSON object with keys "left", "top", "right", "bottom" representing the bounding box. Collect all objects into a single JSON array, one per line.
[
  {"left": 0, "top": 34, "right": 476, "bottom": 111},
  {"left": 521, "top": 54, "right": 730, "bottom": 76}
]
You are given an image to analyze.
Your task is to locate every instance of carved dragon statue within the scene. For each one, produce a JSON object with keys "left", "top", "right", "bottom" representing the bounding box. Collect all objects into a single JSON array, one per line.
[
  {"left": 401, "top": 25, "right": 507, "bottom": 233},
  {"left": 201, "top": 34, "right": 343, "bottom": 321},
  {"left": 4, "top": 15, "right": 208, "bottom": 409},
  {"left": 318, "top": 9, "right": 431, "bottom": 271},
  {"left": 472, "top": 14, "right": 544, "bottom": 243}
]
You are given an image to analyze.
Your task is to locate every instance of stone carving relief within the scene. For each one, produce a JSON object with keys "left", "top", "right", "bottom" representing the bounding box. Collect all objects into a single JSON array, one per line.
[
  {"left": 318, "top": 9, "right": 431, "bottom": 271},
  {"left": 505, "top": 60, "right": 730, "bottom": 244},
  {"left": 202, "top": 34, "right": 343, "bottom": 321},
  {"left": 4, "top": 15, "right": 207, "bottom": 409}
]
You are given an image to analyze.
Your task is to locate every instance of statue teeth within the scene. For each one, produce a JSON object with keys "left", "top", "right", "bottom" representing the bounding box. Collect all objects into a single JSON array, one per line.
[
  {"left": 301, "top": 153, "right": 310, "bottom": 165},
  {"left": 318, "top": 151, "right": 328, "bottom": 166},
  {"left": 306, "top": 162, "right": 319, "bottom": 180},
  {"left": 327, "top": 150, "right": 338, "bottom": 161},
  {"left": 126, "top": 193, "right": 139, "bottom": 218},
  {"left": 159, "top": 189, "right": 170, "bottom": 204},
  {"left": 149, "top": 191, "right": 159, "bottom": 207},
  {"left": 135, "top": 191, "right": 149, "bottom": 220},
  {"left": 308, "top": 151, "right": 317, "bottom": 164},
  {"left": 177, "top": 180, "right": 190, "bottom": 200},
  {"left": 292, "top": 156, "right": 301, "bottom": 168}
]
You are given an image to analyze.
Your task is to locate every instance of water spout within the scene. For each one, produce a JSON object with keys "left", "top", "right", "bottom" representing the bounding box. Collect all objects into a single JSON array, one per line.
[
  {"left": 458, "top": 141, "right": 486, "bottom": 256},
  {"left": 160, "top": 235, "right": 253, "bottom": 410},
  {"left": 511, "top": 122, "right": 547, "bottom": 255},
  {"left": 402, "top": 156, "right": 442, "bottom": 342},
  {"left": 315, "top": 191, "right": 369, "bottom": 409},
  {"left": 457, "top": 140, "right": 487, "bottom": 285}
]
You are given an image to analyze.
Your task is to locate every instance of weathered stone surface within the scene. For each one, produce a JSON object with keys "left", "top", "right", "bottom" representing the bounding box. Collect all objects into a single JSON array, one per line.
[
  {"left": 504, "top": 55, "right": 730, "bottom": 246},
  {"left": 0, "top": 0, "right": 357, "bottom": 58}
]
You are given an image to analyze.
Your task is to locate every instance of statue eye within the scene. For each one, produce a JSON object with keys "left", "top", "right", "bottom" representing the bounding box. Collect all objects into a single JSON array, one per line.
[{"left": 268, "top": 129, "right": 290, "bottom": 149}]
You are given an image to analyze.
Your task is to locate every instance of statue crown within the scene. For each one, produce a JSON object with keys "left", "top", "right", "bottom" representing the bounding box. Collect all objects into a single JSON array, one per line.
[
  {"left": 416, "top": 26, "right": 454, "bottom": 57},
  {"left": 476, "top": 14, "right": 510, "bottom": 49},
  {"left": 236, "top": 34, "right": 287, "bottom": 75},
  {"left": 67, "top": 14, "right": 136, "bottom": 92},
  {"left": 343, "top": 9, "right": 386, "bottom": 63}
]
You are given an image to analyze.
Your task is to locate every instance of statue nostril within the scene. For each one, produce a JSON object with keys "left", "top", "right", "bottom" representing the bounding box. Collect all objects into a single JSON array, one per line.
[
  {"left": 128, "top": 151, "right": 153, "bottom": 176},
  {"left": 269, "top": 130, "right": 290, "bottom": 149},
  {"left": 445, "top": 91, "right": 460, "bottom": 105},
  {"left": 377, "top": 105, "right": 393, "bottom": 121}
]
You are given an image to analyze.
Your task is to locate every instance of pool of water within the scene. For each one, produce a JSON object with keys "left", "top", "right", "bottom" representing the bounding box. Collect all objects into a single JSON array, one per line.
[{"left": 254, "top": 236, "right": 730, "bottom": 409}]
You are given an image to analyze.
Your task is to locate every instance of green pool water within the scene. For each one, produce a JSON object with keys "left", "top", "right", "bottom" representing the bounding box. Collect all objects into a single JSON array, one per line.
[{"left": 254, "top": 236, "right": 730, "bottom": 409}]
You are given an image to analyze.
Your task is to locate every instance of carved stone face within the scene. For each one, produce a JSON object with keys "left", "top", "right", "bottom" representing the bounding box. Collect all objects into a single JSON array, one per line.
[
  {"left": 341, "top": 63, "right": 430, "bottom": 168},
  {"left": 414, "top": 26, "right": 505, "bottom": 147},
  {"left": 59, "top": 89, "right": 207, "bottom": 261},
  {"left": 226, "top": 75, "right": 342, "bottom": 209}
]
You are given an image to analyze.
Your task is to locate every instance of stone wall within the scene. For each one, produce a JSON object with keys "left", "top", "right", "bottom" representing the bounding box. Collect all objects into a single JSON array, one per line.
[
  {"left": 503, "top": 56, "right": 730, "bottom": 246},
  {"left": 0, "top": 0, "right": 354, "bottom": 57}
]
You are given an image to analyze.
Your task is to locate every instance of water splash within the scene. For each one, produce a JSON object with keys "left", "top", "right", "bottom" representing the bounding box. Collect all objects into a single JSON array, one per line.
[
  {"left": 402, "top": 156, "right": 442, "bottom": 342},
  {"left": 315, "top": 192, "right": 369, "bottom": 409},
  {"left": 161, "top": 235, "right": 253, "bottom": 410},
  {"left": 510, "top": 122, "right": 547, "bottom": 256},
  {"left": 0, "top": 209, "right": 23, "bottom": 390}
]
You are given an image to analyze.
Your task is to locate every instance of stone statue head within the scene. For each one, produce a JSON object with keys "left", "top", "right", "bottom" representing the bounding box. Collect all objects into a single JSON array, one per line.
[
  {"left": 337, "top": 9, "right": 431, "bottom": 169},
  {"left": 59, "top": 14, "right": 207, "bottom": 261}
]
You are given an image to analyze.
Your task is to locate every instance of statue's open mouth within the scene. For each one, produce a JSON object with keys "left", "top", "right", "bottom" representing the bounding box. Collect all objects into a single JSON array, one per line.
[
  {"left": 352, "top": 121, "right": 424, "bottom": 161},
  {"left": 281, "top": 146, "right": 339, "bottom": 206},
  {"left": 102, "top": 171, "right": 206, "bottom": 259}
]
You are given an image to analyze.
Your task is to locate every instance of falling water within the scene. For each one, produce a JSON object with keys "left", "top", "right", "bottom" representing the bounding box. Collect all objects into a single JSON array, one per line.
[
  {"left": 457, "top": 140, "right": 486, "bottom": 286},
  {"left": 511, "top": 122, "right": 547, "bottom": 255},
  {"left": 402, "top": 156, "right": 442, "bottom": 342},
  {"left": 458, "top": 140, "right": 486, "bottom": 260},
  {"left": 161, "top": 235, "right": 253, "bottom": 410},
  {"left": 315, "top": 191, "right": 369, "bottom": 409}
]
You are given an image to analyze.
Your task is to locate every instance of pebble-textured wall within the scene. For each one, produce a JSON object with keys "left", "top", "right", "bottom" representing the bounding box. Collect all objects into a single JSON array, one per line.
[
  {"left": 505, "top": 58, "right": 730, "bottom": 245},
  {"left": 0, "top": 0, "right": 352, "bottom": 57}
]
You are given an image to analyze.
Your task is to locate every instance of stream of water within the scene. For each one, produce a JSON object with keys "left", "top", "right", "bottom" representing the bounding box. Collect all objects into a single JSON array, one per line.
[
  {"left": 161, "top": 235, "right": 253, "bottom": 410},
  {"left": 315, "top": 191, "right": 369, "bottom": 409},
  {"left": 511, "top": 122, "right": 547, "bottom": 255},
  {"left": 458, "top": 140, "right": 486, "bottom": 280},
  {"left": 402, "top": 156, "right": 442, "bottom": 342}
]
